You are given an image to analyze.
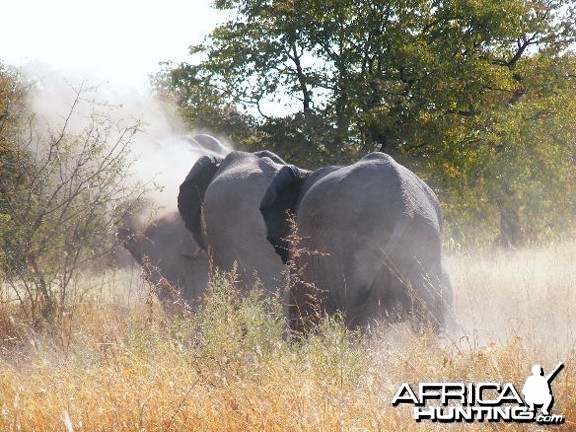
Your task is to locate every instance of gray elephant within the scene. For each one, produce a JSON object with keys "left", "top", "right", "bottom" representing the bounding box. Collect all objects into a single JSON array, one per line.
[
  {"left": 117, "top": 210, "right": 209, "bottom": 307},
  {"left": 181, "top": 134, "right": 231, "bottom": 158},
  {"left": 259, "top": 152, "right": 453, "bottom": 332},
  {"left": 178, "top": 150, "right": 288, "bottom": 293},
  {"left": 115, "top": 134, "right": 230, "bottom": 307}
]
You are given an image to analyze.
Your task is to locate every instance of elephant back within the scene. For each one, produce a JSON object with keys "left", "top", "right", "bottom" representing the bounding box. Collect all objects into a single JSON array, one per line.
[
  {"left": 202, "top": 151, "right": 287, "bottom": 293},
  {"left": 291, "top": 153, "right": 448, "bottom": 329}
]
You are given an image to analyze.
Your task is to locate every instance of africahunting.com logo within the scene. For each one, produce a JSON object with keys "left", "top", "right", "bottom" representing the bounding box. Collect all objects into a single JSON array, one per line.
[{"left": 392, "top": 362, "right": 565, "bottom": 425}]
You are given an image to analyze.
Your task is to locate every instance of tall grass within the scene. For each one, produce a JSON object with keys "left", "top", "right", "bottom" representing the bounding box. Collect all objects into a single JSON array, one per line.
[{"left": 0, "top": 244, "right": 575, "bottom": 431}]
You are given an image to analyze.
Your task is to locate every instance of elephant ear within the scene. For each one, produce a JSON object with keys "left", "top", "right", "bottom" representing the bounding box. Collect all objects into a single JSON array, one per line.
[
  {"left": 260, "top": 164, "right": 309, "bottom": 264},
  {"left": 178, "top": 155, "right": 222, "bottom": 250},
  {"left": 253, "top": 150, "right": 287, "bottom": 165}
]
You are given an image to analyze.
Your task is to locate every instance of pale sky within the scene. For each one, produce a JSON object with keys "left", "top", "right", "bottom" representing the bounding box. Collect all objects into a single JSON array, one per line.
[{"left": 0, "top": 0, "right": 224, "bottom": 91}]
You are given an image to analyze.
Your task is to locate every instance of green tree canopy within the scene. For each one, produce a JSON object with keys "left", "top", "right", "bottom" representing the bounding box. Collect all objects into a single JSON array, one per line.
[{"left": 157, "top": 0, "right": 576, "bottom": 246}]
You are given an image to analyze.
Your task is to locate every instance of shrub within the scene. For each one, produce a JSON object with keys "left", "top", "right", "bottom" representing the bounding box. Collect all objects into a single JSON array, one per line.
[{"left": 0, "top": 80, "right": 147, "bottom": 327}]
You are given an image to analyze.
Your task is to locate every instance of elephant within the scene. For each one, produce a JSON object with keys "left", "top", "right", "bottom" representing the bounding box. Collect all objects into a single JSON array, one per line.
[
  {"left": 178, "top": 150, "right": 288, "bottom": 293},
  {"left": 117, "top": 210, "right": 209, "bottom": 307},
  {"left": 181, "top": 134, "right": 231, "bottom": 158},
  {"left": 259, "top": 152, "right": 453, "bottom": 332},
  {"left": 115, "top": 134, "right": 230, "bottom": 307}
]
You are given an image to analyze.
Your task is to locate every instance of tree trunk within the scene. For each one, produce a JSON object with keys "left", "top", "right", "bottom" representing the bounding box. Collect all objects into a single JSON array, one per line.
[{"left": 497, "top": 184, "right": 521, "bottom": 248}]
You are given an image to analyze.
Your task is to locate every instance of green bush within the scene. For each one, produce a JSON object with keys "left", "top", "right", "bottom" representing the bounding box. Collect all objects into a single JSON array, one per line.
[{"left": 0, "top": 78, "right": 147, "bottom": 327}]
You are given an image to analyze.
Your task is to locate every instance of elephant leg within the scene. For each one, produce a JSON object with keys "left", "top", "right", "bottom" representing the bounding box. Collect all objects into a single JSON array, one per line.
[
  {"left": 391, "top": 227, "right": 447, "bottom": 332},
  {"left": 336, "top": 247, "right": 408, "bottom": 328},
  {"left": 343, "top": 266, "right": 408, "bottom": 329},
  {"left": 284, "top": 253, "right": 327, "bottom": 333},
  {"left": 397, "top": 252, "right": 451, "bottom": 334}
]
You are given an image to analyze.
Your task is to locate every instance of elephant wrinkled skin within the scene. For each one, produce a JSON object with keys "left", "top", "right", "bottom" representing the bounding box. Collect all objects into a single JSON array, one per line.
[
  {"left": 178, "top": 150, "right": 287, "bottom": 293},
  {"left": 260, "top": 152, "right": 453, "bottom": 331}
]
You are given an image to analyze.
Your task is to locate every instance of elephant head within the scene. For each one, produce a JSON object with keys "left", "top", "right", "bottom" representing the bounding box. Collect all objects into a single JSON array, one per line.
[
  {"left": 192, "top": 134, "right": 230, "bottom": 155},
  {"left": 181, "top": 134, "right": 231, "bottom": 158},
  {"left": 118, "top": 210, "right": 209, "bottom": 306},
  {"left": 259, "top": 165, "right": 309, "bottom": 263},
  {"left": 260, "top": 164, "right": 342, "bottom": 264}
]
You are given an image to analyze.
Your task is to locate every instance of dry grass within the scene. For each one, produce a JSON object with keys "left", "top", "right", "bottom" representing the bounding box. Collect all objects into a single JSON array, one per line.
[{"left": 1, "top": 244, "right": 575, "bottom": 431}]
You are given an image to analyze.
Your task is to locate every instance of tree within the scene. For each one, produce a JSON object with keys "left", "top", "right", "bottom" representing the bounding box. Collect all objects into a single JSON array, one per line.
[
  {"left": 160, "top": 0, "right": 576, "bottom": 245},
  {"left": 152, "top": 60, "right": 263, "bottom": 151},
  {"left": 0, "top": 62, "right": 29, "bottom": 278}
]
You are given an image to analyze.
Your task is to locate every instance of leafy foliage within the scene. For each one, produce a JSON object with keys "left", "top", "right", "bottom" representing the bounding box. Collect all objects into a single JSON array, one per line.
[
  {"left": 0, "top": 63, "right": 29, "bottom": 281},
  {"left": 0, "top": 74, "right": 147, "bottom": 325},
  {"left": 158, "top": 0, "right": 576, "bottom": 245}
]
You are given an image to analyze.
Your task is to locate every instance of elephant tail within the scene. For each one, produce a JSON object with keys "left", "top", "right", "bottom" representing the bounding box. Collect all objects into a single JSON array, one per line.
[
  {"left": 380, "top": 217, "right": 410, "bottom": 257},
  {"left": 363, "top": 217, "right": 410, "bottom": 297},
  {"left": 355, "top": 217, "right": 410, "bottom": 302},
  {"left": 347, "top": 217, "right": 411, "bottom": 326}
]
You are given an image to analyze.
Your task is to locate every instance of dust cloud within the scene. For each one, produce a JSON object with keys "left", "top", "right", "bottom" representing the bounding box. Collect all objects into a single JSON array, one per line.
[
  {"left": 23, "top": 63, "right": 230, "bottom": 218},
  {"left": 444, "top": 242, "right": 576, "bottom": 359}
]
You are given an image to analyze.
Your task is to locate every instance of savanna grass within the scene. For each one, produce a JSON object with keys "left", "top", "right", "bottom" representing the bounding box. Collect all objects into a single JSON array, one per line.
[{"left": 0, "top": 244, "right": 575, "bottom": 431}]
